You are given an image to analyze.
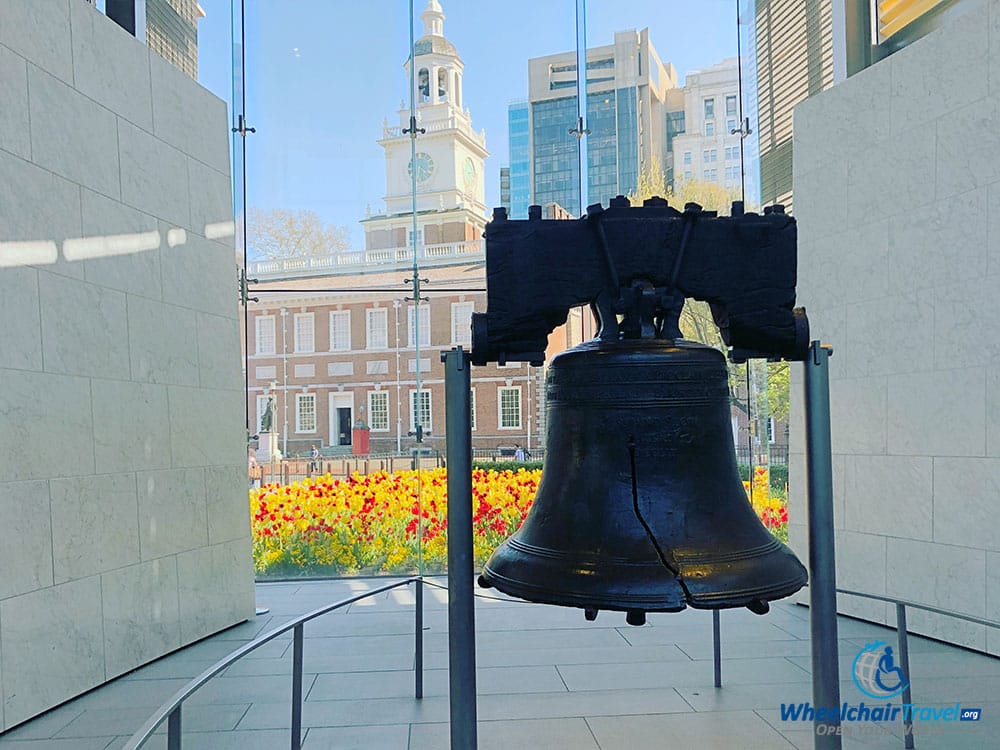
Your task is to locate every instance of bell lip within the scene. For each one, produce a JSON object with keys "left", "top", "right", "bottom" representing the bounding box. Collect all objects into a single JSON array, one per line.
[
  {"left": 480, "top": 565, "right": 808, "bottom": 614},
  {"left": 479, "top": 566, "right": 689, "bottom": 613}
]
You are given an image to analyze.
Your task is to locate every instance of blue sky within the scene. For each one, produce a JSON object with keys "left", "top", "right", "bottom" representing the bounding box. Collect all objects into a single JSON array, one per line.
[{"left": 198, "top": 1, "right": 742, "bottom": 250}]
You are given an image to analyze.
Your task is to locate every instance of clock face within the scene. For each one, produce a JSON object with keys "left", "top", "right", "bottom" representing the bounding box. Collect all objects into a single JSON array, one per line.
[
  {"left": 407, "top": 152, "right": 435, "bottom": 182},
  {"left": 463, "top": 157, "right": 477, "bottom": 188}
]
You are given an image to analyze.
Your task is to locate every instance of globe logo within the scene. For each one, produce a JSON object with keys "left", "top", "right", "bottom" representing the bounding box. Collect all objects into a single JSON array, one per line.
[{"left": 852, "top": 641, "right": 908, "bottom": 699}]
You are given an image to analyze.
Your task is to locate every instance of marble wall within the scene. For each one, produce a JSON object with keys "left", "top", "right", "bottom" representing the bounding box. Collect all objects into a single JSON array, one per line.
[
  {"left": 0, "top": 0, "right": 254, "bottom": 730},
  {"left": 790, "top": 0, "right": 1000, "bottom": 652}
]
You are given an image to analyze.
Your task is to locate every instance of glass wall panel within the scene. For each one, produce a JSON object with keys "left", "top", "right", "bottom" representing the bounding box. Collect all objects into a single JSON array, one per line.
[
  {"left": 226, "top": 0, "right": 778, "bottom": 579},
  {"left": 237, "top": 0, "right": 576, "bottom": 579}
]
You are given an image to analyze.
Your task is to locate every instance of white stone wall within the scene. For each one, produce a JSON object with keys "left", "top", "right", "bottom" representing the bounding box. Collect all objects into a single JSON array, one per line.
[
  {"left": 790, "top": 0, "right": 1000, "bottom": 653},
  {"left": 0, "top": 0, "right": 253, "bottom": 730}
]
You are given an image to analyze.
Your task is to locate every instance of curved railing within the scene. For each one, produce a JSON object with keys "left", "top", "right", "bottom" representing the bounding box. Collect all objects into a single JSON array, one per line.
[
  {"left": 711, "top": 588, "right": 1000, "bottom": 750},
  {"left": 122, "top": 576, "right": 424, "bottom": 750}
]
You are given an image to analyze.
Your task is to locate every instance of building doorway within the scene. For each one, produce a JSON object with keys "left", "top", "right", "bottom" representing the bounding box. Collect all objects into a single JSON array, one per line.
[{"left": 330, "top": 393, "right": 353, "bottom": 446}]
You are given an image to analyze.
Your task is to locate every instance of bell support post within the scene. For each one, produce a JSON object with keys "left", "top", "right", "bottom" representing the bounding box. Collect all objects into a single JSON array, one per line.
[
  {"left": 443, "top": 347, "right": 477, "bottom": 750},
  {"left": 804, "top": 341, "right": 841, "bottom": 749}
]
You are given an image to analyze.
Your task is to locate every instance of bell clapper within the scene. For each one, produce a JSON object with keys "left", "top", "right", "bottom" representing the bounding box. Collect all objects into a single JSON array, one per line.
[
  {"left": 626, "top": 610, "right": 647, "bottom": 626},
  {"left": 584, "top": 608, "right": 598, "bottom": 622},
  {"left": 747, "top": 599, "right": 770, "bottom": 615}
]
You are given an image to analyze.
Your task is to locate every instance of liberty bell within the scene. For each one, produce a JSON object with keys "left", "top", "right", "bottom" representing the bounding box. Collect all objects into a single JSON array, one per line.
[{"left": 470, "top": 197, "right": 811, "bottom": 624}]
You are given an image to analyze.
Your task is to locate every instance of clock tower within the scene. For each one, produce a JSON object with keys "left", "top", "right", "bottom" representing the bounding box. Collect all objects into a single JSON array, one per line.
[{"left": 362, "top": 0, "right": 489, "bottom": 252}]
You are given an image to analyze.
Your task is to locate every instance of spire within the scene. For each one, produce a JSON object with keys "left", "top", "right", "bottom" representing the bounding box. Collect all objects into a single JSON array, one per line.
[{"left": 421, "top": 0, "right": 444, "bottom": 37}]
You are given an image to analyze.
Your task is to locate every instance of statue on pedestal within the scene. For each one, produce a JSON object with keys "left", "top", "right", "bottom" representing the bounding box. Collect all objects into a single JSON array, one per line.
[{"left": 260, "top": 395, "right": 274, "bottom": 433}]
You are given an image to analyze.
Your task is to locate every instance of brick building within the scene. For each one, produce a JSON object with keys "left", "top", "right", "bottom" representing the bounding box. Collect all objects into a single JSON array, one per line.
[{"left": 245, "top": 249, "right": 543, "bottom": 457}]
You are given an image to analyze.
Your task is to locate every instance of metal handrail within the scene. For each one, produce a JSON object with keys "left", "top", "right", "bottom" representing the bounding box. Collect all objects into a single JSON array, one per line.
[
  {"left": 713, "top": 586, "right": 1000, "bottom": 750},
  {"left": 836, "top": 587, "right": 999, "bottom": 749},
  {"left": 836, "top": 588, "right": 1000, "bottom": 629},
  {"left": 122, "top": 576, "right": 424, "bottom": 750}
]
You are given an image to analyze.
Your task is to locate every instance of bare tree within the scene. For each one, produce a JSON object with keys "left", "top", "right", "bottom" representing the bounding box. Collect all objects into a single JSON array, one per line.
[{"left": 247, "top": 208, "right": 351, "bottom": 260}]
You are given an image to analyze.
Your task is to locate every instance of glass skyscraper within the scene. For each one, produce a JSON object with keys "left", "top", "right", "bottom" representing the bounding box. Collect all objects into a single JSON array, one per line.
[
  {"left": 522, "top": 29, "right": 677, "bottom": 217},
  {"left": 507, "top": 101, "right": 531, "bottom": 219}
]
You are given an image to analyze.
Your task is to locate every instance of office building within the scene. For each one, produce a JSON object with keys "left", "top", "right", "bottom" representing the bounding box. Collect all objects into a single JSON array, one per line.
[
  {"left": 668, "top": 58, "right": 744, "bottom": 193},
  {"left": 506, "top": 100, "right": 530, "bottom": 218},
  {"left": 522, "top": 29, "right": 677, "bottom": 216},
  {"left": 751, "top": 0, "right": 834, "bottom": 209}
]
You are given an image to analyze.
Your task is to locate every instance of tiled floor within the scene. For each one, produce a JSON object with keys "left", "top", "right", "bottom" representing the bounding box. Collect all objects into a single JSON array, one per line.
[{"left": 1, "top": 577, "right": 997, "bottom": 749}]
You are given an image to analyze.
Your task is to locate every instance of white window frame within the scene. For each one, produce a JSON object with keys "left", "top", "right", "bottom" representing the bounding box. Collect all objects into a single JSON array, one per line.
[
  {"left": 725, "top": 94, "right": 737, "bottom": 117},
  {"left": 408, "top": 304, "right": 431, "bottom": 348},
  {"left": 705, "top": 120, "right": 714, "bottom": 136},
  {"left": 409, "top": 389, "right": 432, "bottom": 434},
  {"left": 366, "top": 308, "right": 388, "bottom": 350},
  {"left": 498, "top": 386, "right": 522, "bottom": 430},
  {"left": 293, "top": 313, "right": 315, "bottom": 354},
  {"left": 451, "top": 301, "right": 474, "bottom": 346},
  {"left": 368, "top": 390, "right": 390, "bottom": 432},
  {"left": 296, "top": 393, "right": 317, "bottom": 433},
  {"left": 768, "top": 417, "right": 776, "bottom": 444},
  {"left": 255, "top": 315, "right": 276, "bottom": 355},
  {"left": 329, "top": 310, "right": 351, "bottom": 351}
]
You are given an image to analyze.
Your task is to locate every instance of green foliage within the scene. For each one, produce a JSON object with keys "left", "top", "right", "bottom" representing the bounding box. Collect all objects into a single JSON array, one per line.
[{"left": 737, "top": 463, "right": 788, "bottom": 490}]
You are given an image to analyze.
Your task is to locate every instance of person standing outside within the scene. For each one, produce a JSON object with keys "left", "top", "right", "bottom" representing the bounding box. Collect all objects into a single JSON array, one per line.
[{"left": 309, "top": 444, "right": 319, "bottom": 475}]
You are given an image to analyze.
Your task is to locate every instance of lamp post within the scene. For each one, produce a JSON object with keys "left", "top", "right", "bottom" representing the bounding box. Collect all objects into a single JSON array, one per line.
[
  {"left": 393, "top": 299, "right": 403, "bottom": 453},
  {"left": 280, "top": 307, "right": 289, "bottom": 456}
]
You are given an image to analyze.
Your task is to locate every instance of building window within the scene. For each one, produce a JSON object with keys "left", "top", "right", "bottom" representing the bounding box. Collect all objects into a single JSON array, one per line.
[
  {"left": 710, "top": 149, "right": 717, "bottom": 162},
  {"left": 768, "top": 417, "right": 775, "bottom": 444},
  {"left": 368, "top": 391, "right": 389, "bottom": 432},
  {"left": 410, "top": 389, "right": 432, "bottom": 434},
  {"left": 296, "top": 393, "right": 316, "bottom": 433},
  {"left": 294, "top": 313, "right": 314, "bottom": 353},
  {"left": 726, "top": 95, "right": 737, "bottom": 117},
  {"left": 727, "top": 118, "right": 737, "bottom": 134},
  {"left": 438, "top": 68, "right": 448, "bottom": 99},
  {"left": 418, "top": 68, "right": 429, "bottom": 101},
  {"left": 367, "top": 308, "right": 388, "bottom": 349},
  {"left": 683, "top": 151, "right": 691, "bottom": 165},
  {"left": 703, "top": 98, "right": 714, "bottom": 118},
  {"left": 470, "top": 388, "right": 477, "bottom": 431},
  {"left": 329, "top": 310, "right": 351, "bottom": 351},
  {"left": 498, "top": 386, "right": 522, "bottom": 429},
  {"left": 408, "top": 304, "right": 431, "bottom": 348},
  {"left": 704, "top": 120, "right": 714, "bottom": 137},
  {"left": 451, "top": 301, "right": 474, "bottom": 345},
  {"left": 702, "top": 149, "right": 710, "bottom": 162},
  {"left": 255, "top": 315, "right": 275, "bottom": 355},
  {"left": 408, "top": 229, "right": 423, "bottom": 247},
  {"left": 709, "top": 168, "right": 718, "bottom": 180},
  {"left": 683, "top": 171, "right": 691, "bottom": 180}
]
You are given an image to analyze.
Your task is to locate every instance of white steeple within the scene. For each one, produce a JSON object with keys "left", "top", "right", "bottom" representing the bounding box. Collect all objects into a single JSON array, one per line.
[
  {"left": 421, "top": 0, "right": 444, "bottom": 37},
  {"left": 362, "top": 0, "right": 489, "bottom": 253}
]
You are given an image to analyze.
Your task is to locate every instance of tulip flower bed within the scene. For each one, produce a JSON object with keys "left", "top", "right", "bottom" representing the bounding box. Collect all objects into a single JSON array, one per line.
[
  {"left": 744, "top": 466, "right": 789, "bottom": 543},
  {"left": 250, "top": 466, "right": 789, "bottom": 577}
]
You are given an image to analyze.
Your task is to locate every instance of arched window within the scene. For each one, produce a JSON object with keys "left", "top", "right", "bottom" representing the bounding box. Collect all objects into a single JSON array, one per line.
[
  {"left": 438, "top": 69, "right": 448, "bottom": 101},
  {"left": 454, "top": 72, "right": 462, "bottom": 108},
  {"left": 418, "top": 68, "right": 429, "bottom": 102}
]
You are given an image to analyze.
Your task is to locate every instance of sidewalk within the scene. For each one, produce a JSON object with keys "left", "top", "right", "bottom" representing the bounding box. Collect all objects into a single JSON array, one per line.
[{"left": 0, "top": 577, "right": 996, "bottom": 749}]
